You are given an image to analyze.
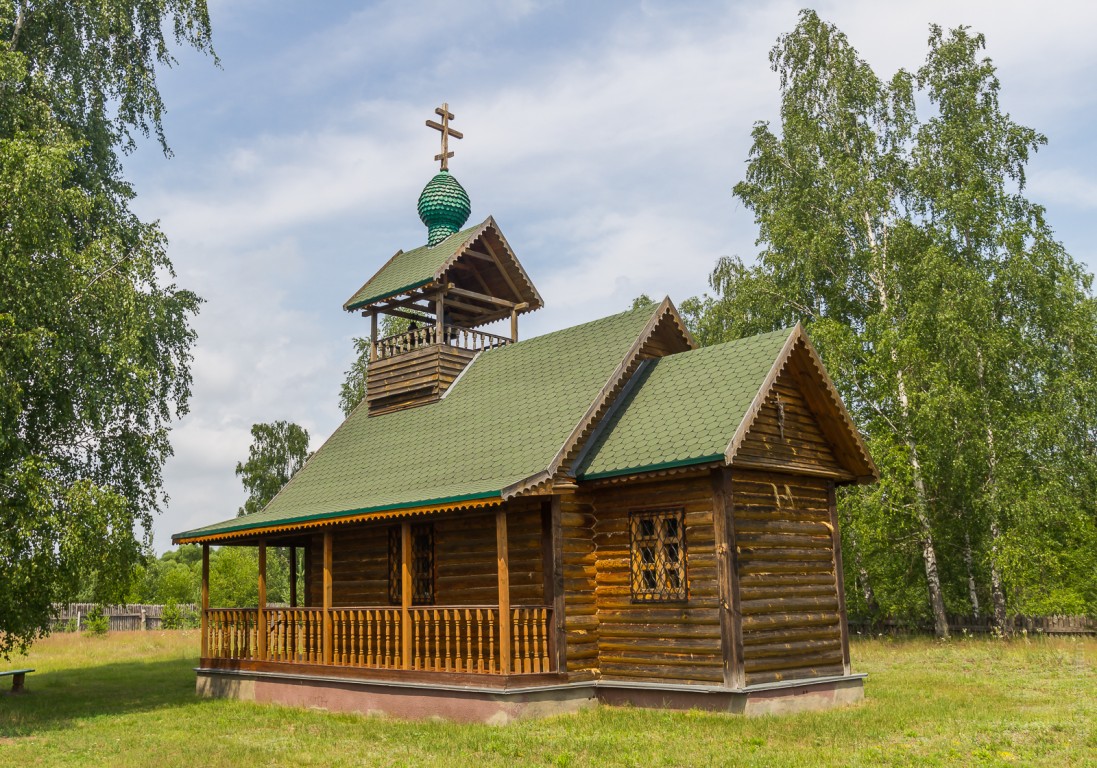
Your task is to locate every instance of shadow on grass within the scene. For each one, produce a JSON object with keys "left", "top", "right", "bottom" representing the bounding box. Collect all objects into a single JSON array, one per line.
[{"left": 0, "top": 656, "right": 212, "bottom": 737}]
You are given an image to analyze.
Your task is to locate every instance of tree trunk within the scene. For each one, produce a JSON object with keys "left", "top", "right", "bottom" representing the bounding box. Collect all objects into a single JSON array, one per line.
[
  {"left": 867, "top": 235, "right": 949, "bottom": 640},
  {"left": 963, "top": 531, "right": 980, "bottom": 620},
  {"left": 977, "top": 348, "right": 1008, "bottom": 636},
  {"left": 899, "top": 374, "right": 950, "bottom": 640},
  {"left": 988, "top": 518, "right": 1008, "bottom": 634}
]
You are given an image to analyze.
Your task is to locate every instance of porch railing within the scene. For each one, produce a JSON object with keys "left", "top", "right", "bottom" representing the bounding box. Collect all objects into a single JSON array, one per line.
[
  {"left": 203, "top": 605, "right": 553, "bottom": 674},
  {"left": 375, "top": 324, "right": 511, "bottom": 360}
]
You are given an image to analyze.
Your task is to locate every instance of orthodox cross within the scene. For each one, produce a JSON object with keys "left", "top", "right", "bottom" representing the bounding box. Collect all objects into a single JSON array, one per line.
[{"left": 425, "top": 103, "right": 463, "bottom": 171}]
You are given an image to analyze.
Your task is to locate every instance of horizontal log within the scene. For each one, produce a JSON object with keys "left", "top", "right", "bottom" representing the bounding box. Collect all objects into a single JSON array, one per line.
[
  {"left": 600, "top": 666, "right": 724, "bottom": 683},
  {"left": 741, "top": 624, "right": 842, "bottom": 646},
  {"left": 738, "top": 584, "right": 837, "bottom": 602},
  {"left": 744, "top": 638, "right": 843, "bottom": 659},
  {"left": 738, "top": 561, "right": 835, "bottom": 576},
  {"left": 744, "top": 663, "right": 846, "bottom": 687},
  {"left": 739, "top": 596, "right": 839, "bottom": 615},
  {"left": 744, "top": 652, "right": 844, "bottom": 674}
]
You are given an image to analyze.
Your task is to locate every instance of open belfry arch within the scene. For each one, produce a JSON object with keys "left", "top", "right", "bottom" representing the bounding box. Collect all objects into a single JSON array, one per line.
[{"left": 175, "top": 104, "right": 878, "bottom": 722}]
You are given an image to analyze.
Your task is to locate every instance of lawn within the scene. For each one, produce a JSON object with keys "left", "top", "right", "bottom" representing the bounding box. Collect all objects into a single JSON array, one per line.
[{"left": 0, "top": 631, "right": 1093, "bottom": 767}]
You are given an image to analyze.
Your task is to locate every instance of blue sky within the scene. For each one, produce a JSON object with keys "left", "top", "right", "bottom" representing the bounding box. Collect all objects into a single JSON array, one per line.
[{"left": 131, "top": 0, "right": 1097, "bottom": 550}]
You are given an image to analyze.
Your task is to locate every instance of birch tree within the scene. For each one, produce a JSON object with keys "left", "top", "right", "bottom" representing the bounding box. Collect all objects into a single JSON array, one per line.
[{"left": 696, "top": 11, "right": 1097, "bottom": 633}]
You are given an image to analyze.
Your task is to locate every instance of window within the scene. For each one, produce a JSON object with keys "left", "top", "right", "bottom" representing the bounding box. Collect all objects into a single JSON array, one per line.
[
  {"left": 388, "top": 524, "right": 435, "bottom": 605},
  {"left": 629, "top": 509, "right": 687, "bottom": 602}
]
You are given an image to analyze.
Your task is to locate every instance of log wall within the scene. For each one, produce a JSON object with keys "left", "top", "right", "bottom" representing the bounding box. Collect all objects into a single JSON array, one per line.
[
  {"left": 306, "top": 499, "right": 546, "bottom": 608},
  {"left": 734, "top": 362, "right": 847, "bottom": 478},
  {"left": 731, "top": 469, "right": 846, "bottom": 686},
  {"left": 590, "top": 473, "right": 724, "bottom": 685},
  {"left": 366, "top": 344, "right": 476, "bottom": 415},
  {"left": 558, "top": 493, "right": 598, "bottom": 680}
]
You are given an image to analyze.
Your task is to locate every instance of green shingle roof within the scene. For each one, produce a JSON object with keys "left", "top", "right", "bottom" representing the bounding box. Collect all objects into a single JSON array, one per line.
[
  {"left": 577, "top": 327, "right": 794, "bottom": 480},
  {"left": 173, "top": 304, "right": 663, "bottom": 542},
  {"left": 343, "top": 221, "right": 485, "bottom": 311}
]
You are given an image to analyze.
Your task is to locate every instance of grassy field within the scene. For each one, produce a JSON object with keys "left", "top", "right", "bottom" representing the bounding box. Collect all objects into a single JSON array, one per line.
[{"left": 0, "top": 631, "right": 1093, "bottom": 767}]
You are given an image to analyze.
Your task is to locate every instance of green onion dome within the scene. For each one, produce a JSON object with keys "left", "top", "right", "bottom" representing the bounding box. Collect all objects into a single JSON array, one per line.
[{"left": 417, "top": 170, "right": 471, "bottom": 246}]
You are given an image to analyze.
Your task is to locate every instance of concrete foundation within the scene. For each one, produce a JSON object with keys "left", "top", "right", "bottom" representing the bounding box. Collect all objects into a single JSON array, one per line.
[{"left": 196, "top": 668, "right": 864, "bottom": 723}]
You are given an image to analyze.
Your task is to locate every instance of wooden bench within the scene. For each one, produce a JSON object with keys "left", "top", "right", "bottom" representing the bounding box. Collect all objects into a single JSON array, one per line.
[{"left": 0, "top": 669, "right": 34, "bottom": 694}]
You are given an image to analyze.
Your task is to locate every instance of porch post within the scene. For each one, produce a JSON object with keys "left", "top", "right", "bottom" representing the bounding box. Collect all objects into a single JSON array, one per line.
[
  {"left": 289, "top": 545, "right": 297, "bottom": 608},
  {"left": 711, "top": 468, "right": 744, "bottom": 688},
  {"left": 547, "top": 497, "right": 566, "bottom": 674},
  {"left": 370, "top": 312, "right": 378, "bottom": 360},
  {"left": 257, "top": 539, "right": 267, "bottom": 661},
  {"left": 200, "top": 544, "right": 209, "bottom": 659},
  {"left": 435, "top": 294, "right": 445, "bottom": 343},
  {"left": 322, "top": 532, "right": 333, "bottom": 664},
  {"left": 400, "top": 522, "right": 412, "bottom": 670},
  {"left": 496, "top": 507, "right": 511, "bottom": 674}
]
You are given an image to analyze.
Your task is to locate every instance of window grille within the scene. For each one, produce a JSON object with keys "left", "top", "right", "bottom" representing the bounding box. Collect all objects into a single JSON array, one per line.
[
  {"left": 629, "top": 509, "right": 687, "bottom": 602},
  {"left": 388, "top": 524, "right": 435, "bottom": 605}
]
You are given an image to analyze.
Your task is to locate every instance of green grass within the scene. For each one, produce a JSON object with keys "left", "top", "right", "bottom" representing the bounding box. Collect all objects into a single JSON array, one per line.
[{"left": 0, "top": 631, "right": 1093, "bottom": 766}]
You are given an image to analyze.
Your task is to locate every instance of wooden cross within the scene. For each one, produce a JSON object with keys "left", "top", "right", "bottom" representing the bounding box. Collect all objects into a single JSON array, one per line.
[{"left": 425, "top": 103, "right": 463, "bottom": 171}]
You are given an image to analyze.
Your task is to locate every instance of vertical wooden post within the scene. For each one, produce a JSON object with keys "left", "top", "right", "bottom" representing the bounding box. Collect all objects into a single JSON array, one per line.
[
  {"left": 547, "top": 496, "right": 567, "bottom": 674},
  {"left": 496, "top": 507, "right": 511, "bottom": 675},
  {"left": 828, "top": 482, "right": 852, "bottom": 675},
  {"left": 257, "top": 539, "right": 267, "bottom": 661},
  {"left": 303, "top": 540, "right": 312, "bottom": 607},
  {"left": 289, "top": 545, "right": 297, "bottom": 608},
  {"left": 370, "top": 312, "right": 378, "bottom": 360},
  {"left": 322, "top": 532, "right": 333, "bottom": 665},
  {"left": 200, "top": 544, "right": 210, "bottom": 659},
  {"left": 435, "top": 294, "right": 445, "bottom": 344},
  {"left": 510, "top": 308, "right": 518, "bottom": 343},
  {"left": 400, "top": 522, "right": 412, "bottom": 670},
  {"left": 711, "top": 468, "right": 745, "bottom": 688}
]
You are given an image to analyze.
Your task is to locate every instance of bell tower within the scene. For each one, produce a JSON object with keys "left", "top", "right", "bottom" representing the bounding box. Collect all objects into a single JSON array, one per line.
[{"left": 343, "top": 104, "right": 543, "bottom": 416}]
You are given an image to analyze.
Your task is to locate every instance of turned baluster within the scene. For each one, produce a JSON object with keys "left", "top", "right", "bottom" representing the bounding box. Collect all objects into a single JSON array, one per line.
[
  {"left": 432, "top": 610, "right": 440, "bottom": 671},
  {"left": 513, "top": 608, "right": 521, "bottom": 673},
  {"left": 487, "top": 609, "right": 495, "bottom": 674},
  {"left": 443, "top": 609, "right": 452, "bottom": 672}
]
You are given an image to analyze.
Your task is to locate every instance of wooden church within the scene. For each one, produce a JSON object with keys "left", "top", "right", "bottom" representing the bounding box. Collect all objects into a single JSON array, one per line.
[{"left": 173, "top": 105, "right": 878, "bottom": 722}]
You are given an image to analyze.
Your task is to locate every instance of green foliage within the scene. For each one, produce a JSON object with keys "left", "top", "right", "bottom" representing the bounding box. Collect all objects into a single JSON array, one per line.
[
  {"left": 160, "top": 600, "right": 198, "bottom": 630},
  {"left": 82, "top": 605, "right": 109, "bottom": 636},
  {"left": 0, "top": 1, "right": 215, "bottom": 658},
  {"left": 687, "top": 11, "right": 1097, "bottom": 623},
  {"left": 340, "top": 314, "right": 414, "bottom": 416},
  {"left": 235, "top": 422, "right": 311, "bottom": 516}
]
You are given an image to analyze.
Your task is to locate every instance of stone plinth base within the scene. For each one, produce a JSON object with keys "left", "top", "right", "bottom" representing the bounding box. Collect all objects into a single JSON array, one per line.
[{"left": 196, "top": 668, "right": 864, "bottom": 723}]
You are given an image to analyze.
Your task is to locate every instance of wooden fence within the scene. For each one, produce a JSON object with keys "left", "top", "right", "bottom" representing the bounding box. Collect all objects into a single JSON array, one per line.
[
  {"left": 848, "top": 613, "right": 1096, "bottom": 636},
  {"left": 51, "top": 603, "right": 198, "bottom": 632}
]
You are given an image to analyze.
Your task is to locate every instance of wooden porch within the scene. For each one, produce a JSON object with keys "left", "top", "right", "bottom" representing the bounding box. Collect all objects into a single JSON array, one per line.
[{"left": 198, "top": 503, "right": 562, "bottom": 680}]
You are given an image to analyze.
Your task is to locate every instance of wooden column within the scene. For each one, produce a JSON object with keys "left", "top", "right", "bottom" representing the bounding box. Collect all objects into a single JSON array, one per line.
[
  {"left": 322, "top": 532, "right": 333, "bottom": 665},
  {"left": 510, "top": 308, "right": 518, "bottom": 342},
  {"left": 829, "top": 482, "right": 852, "bottom": 675},
  {"left": 257, "top": 539, "right": 267, "bottom": 661},
  {"left": 400, "top": 522, "right": 412, "bottom": 670},
  {"left": 547, "top": 496, "right": 566, "bottom": 674},
  {"left": 303, "top": 541, "right": 312, "bottom": 607},
  {"left": 711, "top": 468, "right": 744, "bottom": 688},
  {"left": 200, "top": 544, "right": 210, "bottom": 659},
  {"left": 289, "top": 545, "right": 297, "bottom": 608},
  {"left": 435, "top": 295, "right": 445, "bottom": 343},
  {"left": 370, "top": 312, "right": 378, "bottom": 360},
  {"left": 496, "top": 507, "right": 512, "bottom": 675}
]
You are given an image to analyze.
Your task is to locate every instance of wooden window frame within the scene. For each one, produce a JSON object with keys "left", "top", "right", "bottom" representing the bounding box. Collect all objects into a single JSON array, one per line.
[
  {"left": 388, "top": 523, "right": 435, "bottom": 605},
  {"left": 628, "top": 508, "right": 687, "bottom": 603}
]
